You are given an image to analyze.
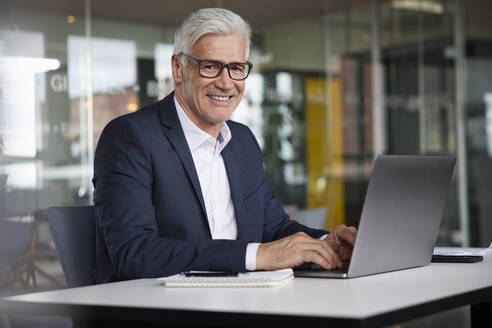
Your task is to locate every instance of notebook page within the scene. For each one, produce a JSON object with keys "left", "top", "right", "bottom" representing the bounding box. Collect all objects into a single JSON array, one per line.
[{"left": 157, "top": 268, "right": 294, "bottom": 287}]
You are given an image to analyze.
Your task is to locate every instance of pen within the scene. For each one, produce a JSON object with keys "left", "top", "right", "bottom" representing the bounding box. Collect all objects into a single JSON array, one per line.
[{"left": 183, "top": 271, "right": 239, "bottom": 277}]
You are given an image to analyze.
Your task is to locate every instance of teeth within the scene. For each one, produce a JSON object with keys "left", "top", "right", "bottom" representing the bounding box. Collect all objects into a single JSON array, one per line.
[{"left": 210, "top": 95, "right": 229, "bottom": 101}]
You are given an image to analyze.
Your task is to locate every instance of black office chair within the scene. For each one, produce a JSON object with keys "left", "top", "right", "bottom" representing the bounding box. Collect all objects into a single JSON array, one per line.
[{"left": 45, "top": 206, "right": 96, "bottom": 288}]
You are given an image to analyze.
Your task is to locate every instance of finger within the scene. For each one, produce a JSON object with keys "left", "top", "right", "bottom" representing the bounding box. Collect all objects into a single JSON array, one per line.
[
  {"left": 302, "top": 250, "right": 336, "bottom": 270},
  {"left": 323, "top": 239, "right": 342, "bottom": 259},
  {"left": 332, "top": 224, "right": 347, "bottom": 241},
  {"left": 338, "top": 227, "right": 357, "bottom": 246},
  {"left": 302, "top": 239, "right": 342, "bottom": 267},
  {"left": 324, "top": 233, "right": 341, "bottom": 247},
  {"left": 338, "top": 244, "right": 354, "bottom": 260},
  {"left": 348, "top": 226, "right": 358, "bottom": 238},
  {"left": 267, "top": 233, "right": 343, "bottom": 269}
]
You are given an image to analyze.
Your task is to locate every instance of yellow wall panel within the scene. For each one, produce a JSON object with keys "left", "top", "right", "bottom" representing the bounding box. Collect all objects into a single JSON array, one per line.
[{"left": 305, "top": 77, "right": 345, "bottom": 230}]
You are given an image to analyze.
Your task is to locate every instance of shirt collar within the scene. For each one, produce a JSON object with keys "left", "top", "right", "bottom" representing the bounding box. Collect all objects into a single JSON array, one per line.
[{"left": 174, "top": 95, "right": 231, "bottom": 154}]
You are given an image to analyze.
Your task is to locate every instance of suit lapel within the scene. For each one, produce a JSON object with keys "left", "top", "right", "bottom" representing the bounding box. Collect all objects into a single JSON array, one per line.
[
  {"left": 221, "top": 145, "right": 248, "bottom": 240},
  {"left": 159, "top": 94, "right": 211, "bottom": 238}
]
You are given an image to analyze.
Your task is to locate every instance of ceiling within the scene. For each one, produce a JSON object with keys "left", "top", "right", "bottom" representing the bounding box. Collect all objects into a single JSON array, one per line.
[{"left": 2, "top": 0, "right": 366, "bottom": 28}]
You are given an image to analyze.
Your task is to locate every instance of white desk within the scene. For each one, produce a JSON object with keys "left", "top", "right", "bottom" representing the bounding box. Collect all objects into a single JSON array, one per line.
[{"left": 2, "top": 251, "right": 492, "bottom": 327}]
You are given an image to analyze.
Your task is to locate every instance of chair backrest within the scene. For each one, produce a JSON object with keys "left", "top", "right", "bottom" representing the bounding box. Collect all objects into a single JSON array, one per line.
[{"left": 45, "top": 206, "right": 96, "bottom": 288}]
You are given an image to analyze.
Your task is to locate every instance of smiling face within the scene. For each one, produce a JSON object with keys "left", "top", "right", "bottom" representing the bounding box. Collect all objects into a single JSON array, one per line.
[{"left": 172, "top": 33, "right": 247, "bottom": 138}]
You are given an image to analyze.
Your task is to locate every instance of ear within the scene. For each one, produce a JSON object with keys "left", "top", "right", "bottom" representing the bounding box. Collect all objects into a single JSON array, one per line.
[{"left": 171, "top": 55, "right": 183, "bottom": 85}]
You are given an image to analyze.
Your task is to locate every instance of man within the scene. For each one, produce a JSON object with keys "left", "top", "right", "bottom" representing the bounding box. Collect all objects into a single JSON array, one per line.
[{"left": 93, "top": 8, "right": 356, "bottom": 283}]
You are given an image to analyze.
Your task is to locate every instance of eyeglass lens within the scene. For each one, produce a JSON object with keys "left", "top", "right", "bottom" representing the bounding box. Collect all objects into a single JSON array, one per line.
[{"left": 199, "top": 61, "right": 249, "bottom": 80}]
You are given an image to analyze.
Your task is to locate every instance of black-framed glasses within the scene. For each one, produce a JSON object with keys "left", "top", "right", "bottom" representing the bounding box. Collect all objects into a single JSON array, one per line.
[{"left": 179, "top": 53, "right": 253, "bottom": 81}]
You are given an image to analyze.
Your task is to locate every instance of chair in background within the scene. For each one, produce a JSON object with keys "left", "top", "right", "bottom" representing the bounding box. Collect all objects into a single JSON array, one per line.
[
  {"left": 45, "top": 206, "right": 96, "bottom": 288},
  {"left": 11, "top": 209, "right": 65, "bottom": 292},
  {"left": 0, "top": 219, "right": 31, "bottom": 289},
  {"left": 0, "top": 173, "right": 43, "bottom": 292}
]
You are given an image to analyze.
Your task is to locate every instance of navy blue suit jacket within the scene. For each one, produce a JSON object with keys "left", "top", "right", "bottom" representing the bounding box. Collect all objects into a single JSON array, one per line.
[{"left": 93, "top": 92, "right": 327, "bottom": 282}]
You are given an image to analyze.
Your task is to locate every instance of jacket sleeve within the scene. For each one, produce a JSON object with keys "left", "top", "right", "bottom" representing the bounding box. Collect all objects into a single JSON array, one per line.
[
  {"left": 243, "top": 127, "right": 329, "bottom": 242},
  {"left": 93, "top": 115, "right": 247, "bottom": 280}
]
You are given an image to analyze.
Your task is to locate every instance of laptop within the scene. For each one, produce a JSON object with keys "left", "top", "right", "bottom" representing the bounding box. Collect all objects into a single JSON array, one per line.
[{"left": 294, "top": 155, "right": 456, "bottom": 279}]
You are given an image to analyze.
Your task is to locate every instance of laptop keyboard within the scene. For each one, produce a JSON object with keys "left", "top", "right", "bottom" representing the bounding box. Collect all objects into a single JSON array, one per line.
[{"left": 294, "top": 260, "right": 350, "bottom": 272}]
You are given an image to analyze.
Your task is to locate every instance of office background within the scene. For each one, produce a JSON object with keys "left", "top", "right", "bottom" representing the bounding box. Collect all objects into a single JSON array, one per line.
[{"left": 0, "top": 0, "right": 490, "bottom": 327}]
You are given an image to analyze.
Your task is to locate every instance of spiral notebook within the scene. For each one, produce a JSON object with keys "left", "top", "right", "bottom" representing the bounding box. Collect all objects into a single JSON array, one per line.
[{"left": 157, "top": 269, "right": 294, "bottom": 287}]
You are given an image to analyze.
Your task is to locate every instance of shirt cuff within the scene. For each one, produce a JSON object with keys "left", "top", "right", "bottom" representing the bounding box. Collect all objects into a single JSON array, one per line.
[
  {"left": 319, "top": 234, "right": 328, "bottom": 240},
  {"left": 245, "top": 242, "right": 260, "bottom": 271}
]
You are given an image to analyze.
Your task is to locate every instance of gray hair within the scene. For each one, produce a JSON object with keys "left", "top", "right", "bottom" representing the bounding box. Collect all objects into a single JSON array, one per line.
[{"left": 173, "top": 8, "right": 252, "bottom": 63}]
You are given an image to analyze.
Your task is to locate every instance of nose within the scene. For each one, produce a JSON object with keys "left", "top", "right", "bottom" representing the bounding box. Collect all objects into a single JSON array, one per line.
[{"left": 214, "top": 66, "right": 234, "bottom": 90}]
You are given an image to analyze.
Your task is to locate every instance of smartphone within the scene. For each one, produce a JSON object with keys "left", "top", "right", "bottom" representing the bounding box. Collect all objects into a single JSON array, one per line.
[{"left": 431, "top": 255, "right": 483, "bottom": 263}]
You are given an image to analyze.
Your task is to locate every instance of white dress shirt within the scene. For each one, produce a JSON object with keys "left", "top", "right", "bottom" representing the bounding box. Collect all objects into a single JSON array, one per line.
[{"left": 174, "top": 97, "right": 259, "bottom": 270}]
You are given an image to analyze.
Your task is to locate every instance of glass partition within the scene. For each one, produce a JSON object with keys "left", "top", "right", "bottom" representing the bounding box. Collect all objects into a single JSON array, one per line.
[{"left": 2, "top": 0, "right": 492, "bottom": 297}]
